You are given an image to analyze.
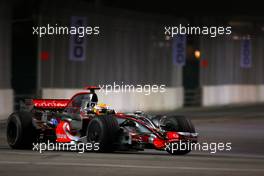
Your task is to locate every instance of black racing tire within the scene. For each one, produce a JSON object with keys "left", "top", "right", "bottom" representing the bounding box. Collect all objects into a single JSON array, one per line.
[
  {"left": 6, "top": 111, "right": 37, "bottom": 149},
  {"left": 162, "top": 116, "right": 195, "bottom": 133},
  {"left": 86, "top": 115, "right": 119, "bottom": 152},
  {"left": 163, "top": 116, "right": 195, "bottom": 155}
]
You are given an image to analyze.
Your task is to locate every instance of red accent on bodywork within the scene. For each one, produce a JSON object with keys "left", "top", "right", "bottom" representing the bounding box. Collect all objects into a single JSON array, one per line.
[
  {"left": 65, "top": 92, "right": 89, "bottom": 108},
  {"left": 131, "top": 134, "right": 143, "bottom": 142},
  {"left": 141, "top": 135, "right": 150, "bottom": 143},
  {"left": 166, "top": 132, "right": 180, "bottom": 140},
  {"left": 153, "top": 137, "right": 166, "bottom": 149},
  {"left": 56, "top": 121, "right": 72, "bottom": 143},
  {"left": 33, "top": 99, "right": 70, "bottom": 109},
  {"left": 84, "top": 86, "right": 100, "bottom": 90}
]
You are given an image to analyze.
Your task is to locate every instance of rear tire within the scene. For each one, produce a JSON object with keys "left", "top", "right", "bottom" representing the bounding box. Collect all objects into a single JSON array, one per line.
[
  {"left": 86, "top": 115, "right": 119, "bottom": 152},
  {"left": 6, "top": 111, "right": 36, "bottom": 149}
]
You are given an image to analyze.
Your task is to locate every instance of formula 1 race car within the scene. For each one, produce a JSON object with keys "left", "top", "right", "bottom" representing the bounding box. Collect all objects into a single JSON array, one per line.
[{"left": 6, "top": 87, "right": 198, "bottom": 155}]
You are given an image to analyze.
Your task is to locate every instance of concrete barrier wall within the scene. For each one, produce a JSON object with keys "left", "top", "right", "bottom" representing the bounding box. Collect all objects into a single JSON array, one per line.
[
  {"left": 202, "top": 85, "right": 264, "bottom": 106},
  {"left": 42, "top": 87, "right": 183, "bottom": 112},
  {"left": 0, "top": 89, "right": 13, "bottom": 119},
  {"left": 0, "top": 1, "right": 12, "bottom": 120}
]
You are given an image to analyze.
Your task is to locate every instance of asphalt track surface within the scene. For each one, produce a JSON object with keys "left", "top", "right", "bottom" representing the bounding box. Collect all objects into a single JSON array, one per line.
[{"left": 1, "top": 104, "right": 264, "bottom": 176}]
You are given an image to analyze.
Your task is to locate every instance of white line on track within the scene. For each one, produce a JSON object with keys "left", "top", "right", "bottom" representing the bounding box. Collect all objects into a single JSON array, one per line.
[
  {"left": 1, "top": 150, "right": 264, "bottom": 160},
  {"left": 0, "top": 161, "right": 263, "bottom": 172}
]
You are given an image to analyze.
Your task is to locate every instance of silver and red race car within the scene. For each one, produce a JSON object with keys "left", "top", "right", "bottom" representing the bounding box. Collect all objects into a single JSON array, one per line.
[{"left": 6, "top": 87, "right": 198, "bottom": 155}]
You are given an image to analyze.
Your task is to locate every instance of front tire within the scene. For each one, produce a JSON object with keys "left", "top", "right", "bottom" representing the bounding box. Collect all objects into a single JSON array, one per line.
[
  {"left": 162, "top": 116, "right": 195, "bottom": 155},
  {"left": 86, "top": 115, "right": 119, "bottom": 152},
  {"left": 162, "top": 116, "right": 195, "bottom": 133}
]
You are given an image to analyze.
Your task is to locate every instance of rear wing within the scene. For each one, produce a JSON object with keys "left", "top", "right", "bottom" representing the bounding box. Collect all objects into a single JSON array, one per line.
[
  {"left": 29, "top": 99, "right": 70, "bottom": 109},
  {"left": 25, "top": 86, "right": 100, "bottom": 109}
]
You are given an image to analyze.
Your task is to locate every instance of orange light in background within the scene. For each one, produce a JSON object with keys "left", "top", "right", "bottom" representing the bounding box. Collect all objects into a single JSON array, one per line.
[{"left": 194, "top": 50, "right": 201, "bottom": 59}]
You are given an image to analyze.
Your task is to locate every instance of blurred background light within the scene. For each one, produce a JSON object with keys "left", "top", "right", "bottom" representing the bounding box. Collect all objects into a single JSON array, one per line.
[{"left": 194, "top": 50, "right": 201, "bottom": 59}]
